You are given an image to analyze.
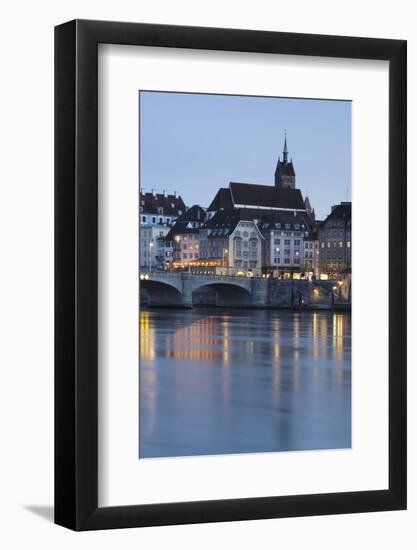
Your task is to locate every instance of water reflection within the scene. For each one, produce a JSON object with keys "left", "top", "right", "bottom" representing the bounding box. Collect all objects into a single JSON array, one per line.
[{"left": 139, "top": 308, "right": 351, "bottom": 458}]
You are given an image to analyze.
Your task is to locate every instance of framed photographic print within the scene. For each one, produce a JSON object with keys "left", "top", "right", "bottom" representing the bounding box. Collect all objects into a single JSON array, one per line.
[{"left": 55, "top": 20, "right": 407, "bottom": 530}]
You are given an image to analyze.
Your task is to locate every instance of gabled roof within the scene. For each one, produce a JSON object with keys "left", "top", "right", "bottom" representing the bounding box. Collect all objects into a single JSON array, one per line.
[
  {"left": 139, "top": 191, "right": 186, "bottom": 216},
  {"left": 229, "top": 182, "right": 305, "bottom": 210},
  {"left": 164, "top": 221, "right": 199, "bottom": 241},
  {"left": 175, "top": 204, "right": 207, "bottom": 223},
  {"left": 207, "top": 187, "right": 234, "bottom": 211}
]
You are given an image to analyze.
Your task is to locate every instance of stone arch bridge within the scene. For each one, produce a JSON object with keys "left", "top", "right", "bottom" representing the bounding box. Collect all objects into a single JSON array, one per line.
[{"left": 140, "top": 271, "right": 338, "bottom": 309}]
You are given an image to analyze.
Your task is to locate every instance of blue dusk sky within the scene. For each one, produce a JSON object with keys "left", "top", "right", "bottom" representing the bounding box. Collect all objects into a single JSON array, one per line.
[{"left": 139, "top": 91, "right": 351, "bottom": 220}]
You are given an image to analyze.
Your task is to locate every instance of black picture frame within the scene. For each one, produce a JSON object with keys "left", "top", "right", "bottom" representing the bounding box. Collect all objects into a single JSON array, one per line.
[{"left": 55, "top": 19, "right": 407, "bottom": 531}]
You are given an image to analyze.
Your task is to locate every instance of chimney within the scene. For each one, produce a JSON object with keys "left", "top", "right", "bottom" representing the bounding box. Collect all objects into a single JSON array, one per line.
[
  {"left": 163, "top": 189, "right": 168, "bottom": 198},
  {"left": 174, "top": 191, "right": 179, "bottom": 199},
  {"left": 151, "top": 188, "right": 156, "bottom": 198}
]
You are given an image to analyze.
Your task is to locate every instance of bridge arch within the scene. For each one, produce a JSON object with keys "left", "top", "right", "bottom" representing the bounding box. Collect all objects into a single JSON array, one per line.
[
  {"left": 140, "top": 279, "right": 184, "bottom": 307},
  {"left": 191, "top": 281, "right": 252, "bottom": 307}
]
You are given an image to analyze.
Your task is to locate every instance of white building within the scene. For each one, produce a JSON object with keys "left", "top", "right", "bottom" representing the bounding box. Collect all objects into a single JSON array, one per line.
[
  {"left": 199, "top": 210, "right": 263, "bottom": 275},
  {"left": 258, "top": 212, "right": 309, "bottom": 276},
  {"left": 139, "top": 190, "right": 186, "bottom": 270},
  {"left": 140, "top": 224, "right": 170, "bottom": 270}
]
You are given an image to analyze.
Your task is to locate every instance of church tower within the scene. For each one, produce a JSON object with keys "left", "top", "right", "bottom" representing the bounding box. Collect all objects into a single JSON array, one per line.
[{"left": 275, "top": 133, "right": 296, "bottom": 188}]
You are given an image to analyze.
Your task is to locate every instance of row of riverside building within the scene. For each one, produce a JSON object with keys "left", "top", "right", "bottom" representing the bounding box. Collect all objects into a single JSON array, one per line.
[{"left": 139, "top": 136, "right": 351, "bottom": 280}]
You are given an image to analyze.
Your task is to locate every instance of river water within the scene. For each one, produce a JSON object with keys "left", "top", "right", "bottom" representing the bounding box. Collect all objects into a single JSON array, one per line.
[{"left": 139, "top": 308, "right": 351, "bottom": 458}]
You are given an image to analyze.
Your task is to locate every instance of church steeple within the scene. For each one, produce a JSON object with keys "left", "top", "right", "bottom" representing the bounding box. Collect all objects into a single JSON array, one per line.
[
  {"left": 282, "top": 131, "right": 288, "bottom": 164},
  {"left": 275, "top": 132, "right": 296, "bottom": 188}
]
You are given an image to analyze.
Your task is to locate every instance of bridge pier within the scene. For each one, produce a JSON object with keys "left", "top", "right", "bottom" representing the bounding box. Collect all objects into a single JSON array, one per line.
[
  {"left": 179, "top": 273, "right": 193, "bottom": 308},
  {"left": 250, "top": 278, "right": 269, "bottom": 307}
]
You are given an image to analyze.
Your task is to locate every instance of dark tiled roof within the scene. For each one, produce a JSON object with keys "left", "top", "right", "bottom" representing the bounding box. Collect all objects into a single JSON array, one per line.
[
  {"left": 202, "top": 209, "right": 255, "bottom": 237},
  {"left": 230, "top": 182, "right": 305, "bottom": 210},
  {"left": 139, "top": 191, "right": 186, "bottom": 216},
  {"left": 257, "top": 210, "right": 313, "bottom": 233},
  {"left": 275, "top": 159, "right": 296, "bottom": 178},
  {"left": 321, "top": 202, "right": 351, "bottom": 227},
  {"left": 207, "top": 188, "right": 234, "bottom": 211},
  {"left": 164, "top": 221, "right": 199, "bottom": 241},
  {"left": 175, "top": 204, "right": 207, "bottom": 223}
]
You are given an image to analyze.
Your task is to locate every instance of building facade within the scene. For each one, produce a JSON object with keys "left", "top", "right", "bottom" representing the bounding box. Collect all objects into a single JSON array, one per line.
[
  {"left": 160, "top": 205, "right": 207, "bottom": 269},
  {"left": 139, "top": 190, "right": 186, "bottom": 270},
  {"left": 140, "top": 224, "right": 170, "bottom": 270},
  {"left": 318, "top": 202, "right": 352, "bottom": 277},
  {"left": 199, "top": 210, "right": 263, "bottom": 275},
  {"left": 258, "top": 212, "right": 309, "bottom": 276},
  {"left": 303, "top": 235, "right": 320, "bottom": 275},
  {"left": 163, "top": 222, "right": 200, "bottom": 269}
]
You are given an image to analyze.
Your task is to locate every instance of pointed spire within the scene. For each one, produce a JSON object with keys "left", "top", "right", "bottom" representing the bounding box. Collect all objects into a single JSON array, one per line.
[{"left": 283, "top": 130, "right": 288, "bottom": 163}]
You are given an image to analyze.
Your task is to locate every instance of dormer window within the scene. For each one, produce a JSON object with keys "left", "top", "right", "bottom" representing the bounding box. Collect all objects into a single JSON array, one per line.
[{"left": 157, "top": 207, "right": 163, "bottom": 215}]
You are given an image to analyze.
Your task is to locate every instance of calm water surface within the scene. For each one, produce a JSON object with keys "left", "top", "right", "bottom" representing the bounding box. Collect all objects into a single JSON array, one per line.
[{"left": 139, "top": 308, "right": 351, "bottom": 458}]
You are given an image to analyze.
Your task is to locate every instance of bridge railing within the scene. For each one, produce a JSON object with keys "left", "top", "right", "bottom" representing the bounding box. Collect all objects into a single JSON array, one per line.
[{"left": 140, "top": 272, "right": 259, "bottom": 281}]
